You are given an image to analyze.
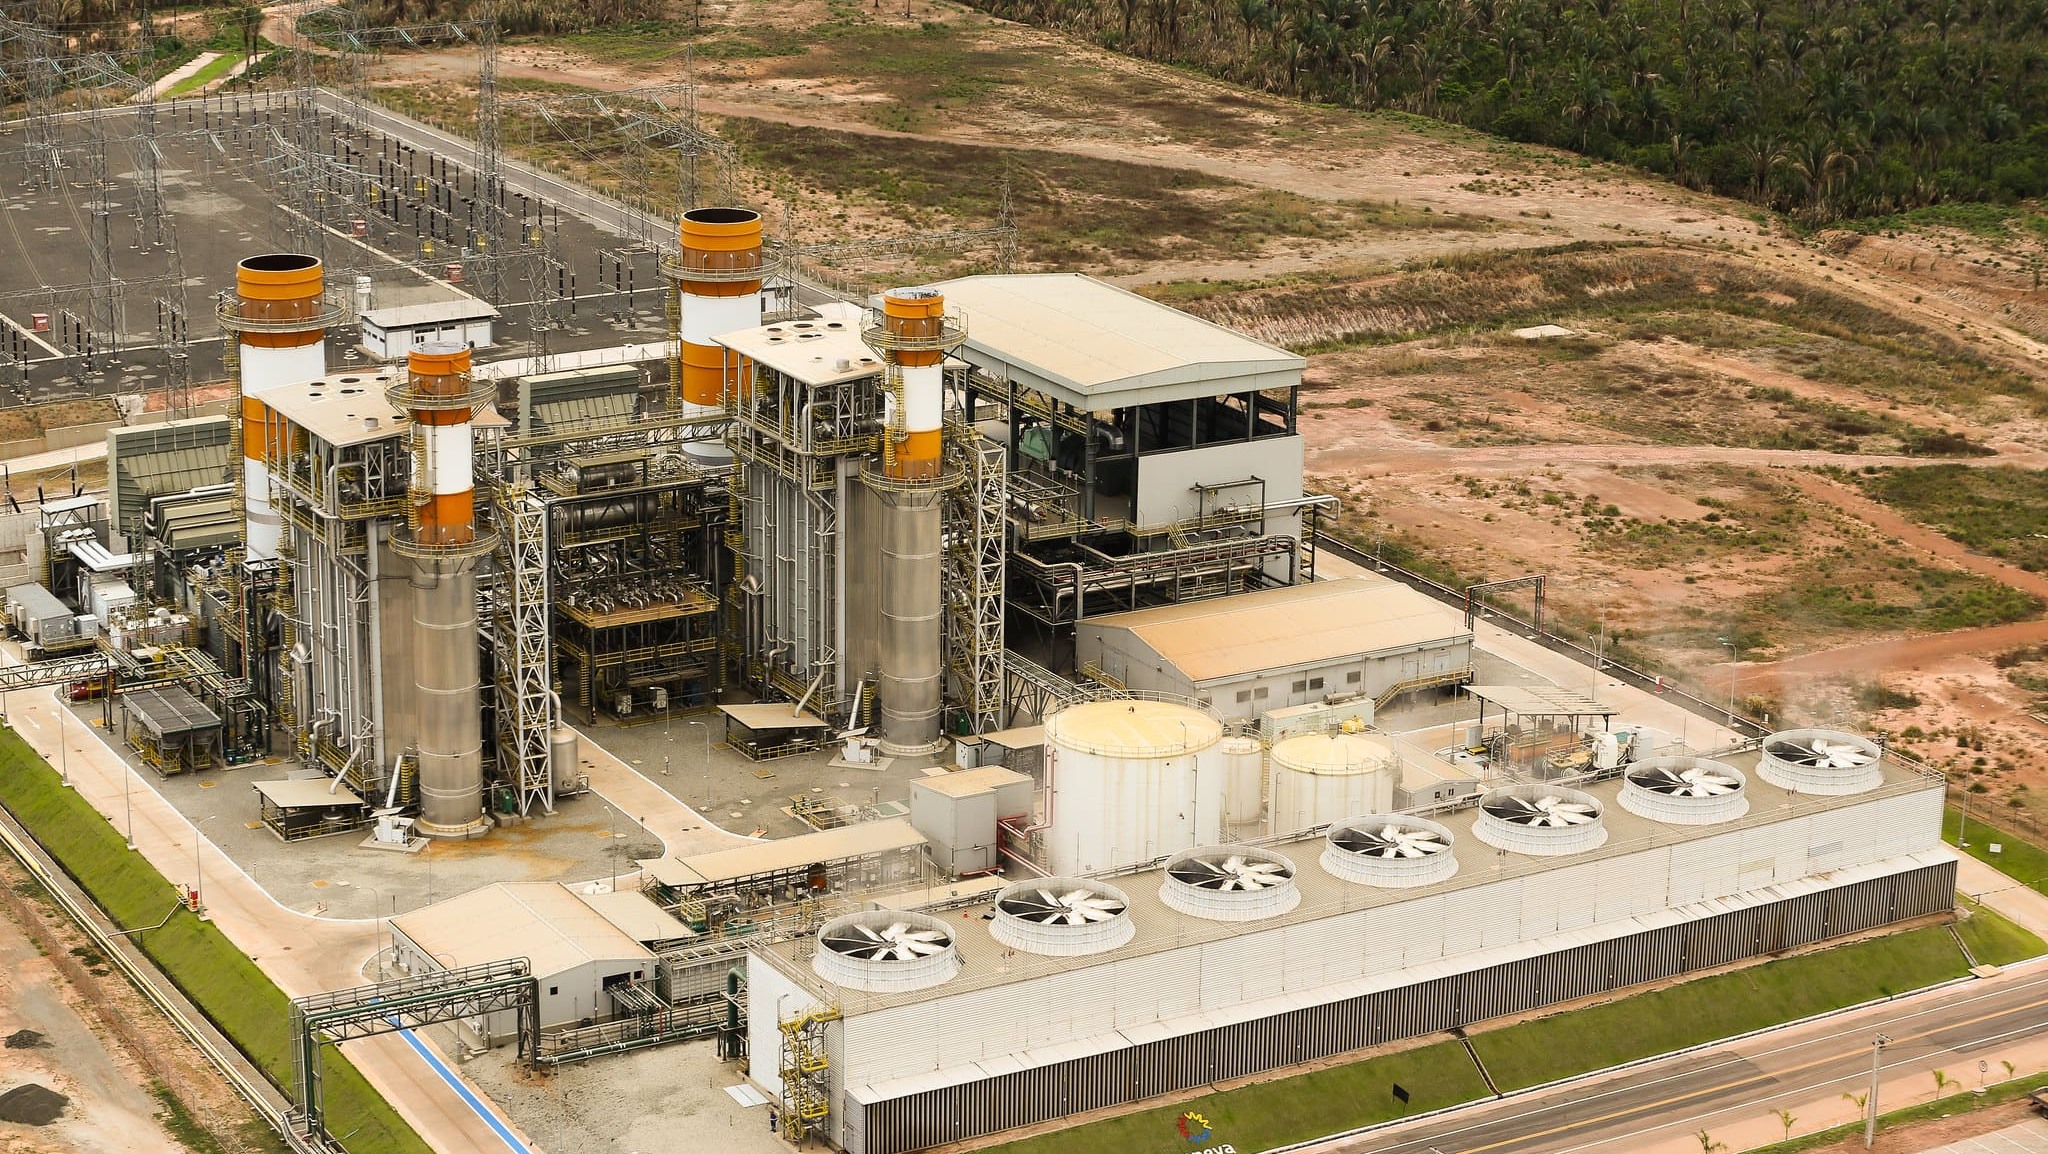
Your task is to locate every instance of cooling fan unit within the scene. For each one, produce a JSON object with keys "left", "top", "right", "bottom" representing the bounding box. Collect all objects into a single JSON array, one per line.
[
  {"left": 997, "top": 887, "right": 1128, "bottom": 926},
  {"left": 1483, "top": 794, "right": 1600, "bottom": 827},
  {"left": 1331, "top": 822, "right": 1451, "bottom": 858},
  {"left": 1765, "top": 736, "right": 1875, "bottom": 769},
  {"left": 1167, "top": 853, "right": 1292, "bottom": 892},
  {"left": 1629, "top": 764, "right": 1741, "bottom": 797},
  {"left": 820, "top": 921, "right": 952, "bottom": 961}
]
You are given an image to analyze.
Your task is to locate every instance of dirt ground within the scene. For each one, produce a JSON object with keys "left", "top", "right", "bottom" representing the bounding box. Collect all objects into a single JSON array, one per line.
[
  {"left": 0, "top": 853, "right": 257, "bottom": 1154},
  {"left": 362, "top": 0, "right": 2048, "bottom": 805}
]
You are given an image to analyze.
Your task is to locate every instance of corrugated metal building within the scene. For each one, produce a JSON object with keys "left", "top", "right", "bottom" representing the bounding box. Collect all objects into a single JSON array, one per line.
[
  {"left": 745, "top": 751, "right": 1950, "bottom": 1153},
  {"left": 1076, "top": 575, "right": 1473, "bottom": 718}
]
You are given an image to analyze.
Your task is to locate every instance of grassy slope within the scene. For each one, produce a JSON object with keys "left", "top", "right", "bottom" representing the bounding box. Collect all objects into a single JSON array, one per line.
[
  {"left": 1956, "top": 898, "right": 2046, "bottom": 967},
  {"left": 986, "top": 919, "right": 1995, "bottom": 1154},
  {"left": 1470, "top": 927, "right": 1971, "bottom": 1091},
  {"left": 1949, "top": 804, "right": 2048, "bottom": 895},
  {"left": 0, "top": 727, "right": 430, "bottom": 1154},
  {"left": 986, "top": 1037, "right": 1490, "bottom": 1154}
]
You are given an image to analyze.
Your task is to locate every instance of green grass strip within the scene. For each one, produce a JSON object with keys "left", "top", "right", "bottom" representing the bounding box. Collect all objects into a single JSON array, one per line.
[
  {"left": 986, "top": 1037, "right": 1490, "bottom": 1154},
  {"left": 0, "top": 726, "right": 431, "bottom": 1154},
  {"left": 1743, "top": 1075, "right": 2045, "bottom": 1154},
  {"left": 1956, "top": 896, "right": 2047, "bottom": 966},
  {"left": 164, "top": 51, "right": 244, "bottom": 98},
  {"left": 1949, "top": 804, "right": 2048, "bottom": 896},
  {"left": 985, "top": 916, "right": 1995, "bottom": 1154},
  {"left": 1471, "top": 926, "right": 1972, "bottom": 1092}
]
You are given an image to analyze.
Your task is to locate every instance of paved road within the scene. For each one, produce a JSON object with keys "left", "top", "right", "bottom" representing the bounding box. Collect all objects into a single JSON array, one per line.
[{"left": 1309, "top": 961, "right": 2048, "bottom": 1154}]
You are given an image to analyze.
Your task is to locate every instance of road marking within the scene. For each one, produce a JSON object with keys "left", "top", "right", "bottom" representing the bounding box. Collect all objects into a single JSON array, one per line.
[
  {"left": 392, "top": 1026, "right": 531, "bottom": 1153},
  {"left": 1443, "top": 993, "right": 2048, "bottom": 1154}
]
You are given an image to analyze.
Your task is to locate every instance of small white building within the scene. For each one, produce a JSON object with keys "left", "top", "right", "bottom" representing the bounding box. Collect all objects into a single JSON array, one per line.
[
  {"left": 360, "top": 298, "right": 499, "bottom": 360},
  {"left": 1076, "top": 574, "right": 1474, "bottom": 720},
  {"left": 389, "top": 882, "right": 679, "bottom": 1036}
]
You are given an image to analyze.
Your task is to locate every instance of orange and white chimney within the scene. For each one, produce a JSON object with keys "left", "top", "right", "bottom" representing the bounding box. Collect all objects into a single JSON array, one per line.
[
  {"left": 229, "top": 254, "right": 329, "bottom": 561},
  {"left": 880, "top": 288, "right": 947, "bottom": 481},
  {"left": 861, "top": 286, "right": 965, "bottom": 757},
  {"left": 402, "top": 344, "right": 477, "bottom": 547},
  {"left": 386, "top": 341, "right": 494, "bottom": 839},
  {"left": 674, "top": 207, "right": 764, "bottom": 461}
]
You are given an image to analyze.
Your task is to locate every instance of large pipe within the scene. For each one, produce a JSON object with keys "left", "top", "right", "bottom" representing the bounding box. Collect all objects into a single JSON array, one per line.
[
  {"left": 674, "top": 207, "right": 764, "bottom": 462},
  {"left": 230, "top": 253, "right": 329, "bottom": 561},
  {"left": 389, "top": 343, "right": 492, "bottom": 838},
  {"left": 862, "top": 288, "right": 965, "bottom": 756}
]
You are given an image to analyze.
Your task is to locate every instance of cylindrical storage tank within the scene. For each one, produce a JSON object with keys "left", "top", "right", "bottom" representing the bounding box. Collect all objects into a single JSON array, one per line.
[
  {"left": 1268, "top": 731, "right": 1398, "bottom": 836},
  {"left": 1218, "top": 734, "right": 1264, "bottom": 827},
  {"left": 1043, "top": 698, "right": 1224, "bottom": 876},
  {"left": 549, "top": 728, "right": 580, "bottom": 796}
]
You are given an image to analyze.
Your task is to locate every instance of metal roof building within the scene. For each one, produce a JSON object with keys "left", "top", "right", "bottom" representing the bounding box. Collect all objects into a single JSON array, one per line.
[
  {"left": 1076, "top": 574, "right": 1474, "bottom": 718},
  {"left": 389, "top": 882, "right": 659, "bottom": 1032},
  {"left": 932, "top": 274, "right": 1305, "bottom": 409},
  {"left": 745, "top": 751, "right": 1952, "bottom": 1154}
]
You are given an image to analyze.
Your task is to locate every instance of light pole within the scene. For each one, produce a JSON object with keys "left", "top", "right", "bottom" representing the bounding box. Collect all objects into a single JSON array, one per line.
[
  {"left": 56, "top": 703, "right": 69, "bottom": 788},
  {"left": 1717, "top": 636, "right": 1738, "bottom": 729},
  {"left": 689, "top": 719, "right": 710, "bottom": 810},
  {"left": 193, "top": 815, "right": 216, "bottom": 920},
  {"left": 123, "top": 762, "right": 134, "bottom": 850},
  {"left": 1865, "top": 1032, "right": 1891, "bottom": 1149},
  {"left": 603, "top": 805, "right": 618, "bottom": 891}
]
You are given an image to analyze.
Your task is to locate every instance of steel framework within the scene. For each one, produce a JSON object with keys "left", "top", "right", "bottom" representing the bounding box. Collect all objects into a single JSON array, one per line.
[
  {"left": 491, "top": 485, "right": 558, "bottom": 815},
  {"left": 287, "top": 960, "right": 539, "bottom": 1142},
  {"left": 943, "top": 428, "right": 1006, "bottom": 734}
]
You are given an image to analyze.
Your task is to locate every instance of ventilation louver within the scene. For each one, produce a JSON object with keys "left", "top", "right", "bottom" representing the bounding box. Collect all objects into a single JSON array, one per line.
[
  {"left": 991, "top": 878, "right": 1136, "bottom": 956},
  {"left": 1320, "top": 815, "right": 1460, "bottom": 887},
  {"left": 1160, "top": 846, "right": 1301, "bottom": 921},
  {"left": 1473, "top": 785, "right": 1608, "bottom": 856},
  {"left": 1620, "top": 755, "right": 1750, "bottom": 824},
  {"left": 1757, "top": 728, "right": 1883, "bottom": 795},
  {"left": 812, "top": 911, "right": 960, "bottom": 992}
]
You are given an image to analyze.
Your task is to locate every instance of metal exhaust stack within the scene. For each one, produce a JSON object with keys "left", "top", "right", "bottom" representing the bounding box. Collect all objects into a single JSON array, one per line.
[
  {"left": 220, "top": 254, "right": 333, "bottom": 561},
  {"left": 668, "top": 206, "right": 765, "bottom": 462},
  {"left": 862, "top": 288, "right": 965, "bottom": 756},
  {"left": 386, "top": 343, "right": 498, "bottom": 838}
]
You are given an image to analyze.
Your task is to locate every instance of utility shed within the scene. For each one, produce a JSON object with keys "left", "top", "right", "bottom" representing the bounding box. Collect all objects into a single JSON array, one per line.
[
  {"left": 360, "top": 298, "right": 499, "bottom": 359},
  {"left": 120, "top": 685, "right": 223, "bottom": 774},
  {"left": 389, "top": 882, "right": 656, "bottom": 1033},
  {"left": 1077, "top": 575, "right": 1473, "bottom": 721},
  {"left": 908, "top": 766, "right": 1034, "bottom": 875}
]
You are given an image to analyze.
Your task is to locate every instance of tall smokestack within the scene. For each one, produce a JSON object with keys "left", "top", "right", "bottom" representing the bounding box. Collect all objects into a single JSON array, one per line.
[
  {"left": 863, "top": 288, "right": 964, "bottom": 756},
  {"left": 672, "top": 207, "right": 764, "bottom": 462},
  {"left": 386, "top": 342, "right": 495, "bottom": 839},
  {"left": 225, "top": 253, "right": 330, "bottom": 561}
]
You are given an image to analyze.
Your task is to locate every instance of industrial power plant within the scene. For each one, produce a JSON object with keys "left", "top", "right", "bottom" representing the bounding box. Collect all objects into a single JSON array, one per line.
[{"left": 0, "top": 50, "right": 1955, "bottom": 1153}]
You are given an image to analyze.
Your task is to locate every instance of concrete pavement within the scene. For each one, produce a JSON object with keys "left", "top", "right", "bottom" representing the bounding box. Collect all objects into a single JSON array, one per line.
[{"left": 0, "top": 678, "right": 532, "bottom": 1154}]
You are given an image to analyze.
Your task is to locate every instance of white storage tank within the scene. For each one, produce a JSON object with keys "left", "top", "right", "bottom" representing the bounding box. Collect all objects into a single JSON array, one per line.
[
  {"left": 549, "top": 728, "right": 581, "bottom": 796},
  {"left": 1219, "top": 734, "right": 1265, "bottom": 827},
  {"left": 1268, "top": 730, "right": 1397, "bottom": 835},
  {"left": 1043, "top": 698, "right": 1223, "bottom": 875}
]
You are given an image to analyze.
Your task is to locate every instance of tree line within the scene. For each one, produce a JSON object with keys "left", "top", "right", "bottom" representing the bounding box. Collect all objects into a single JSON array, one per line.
[{"left": 970, "top": 0, "right": 2048, "bottom": 221}]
